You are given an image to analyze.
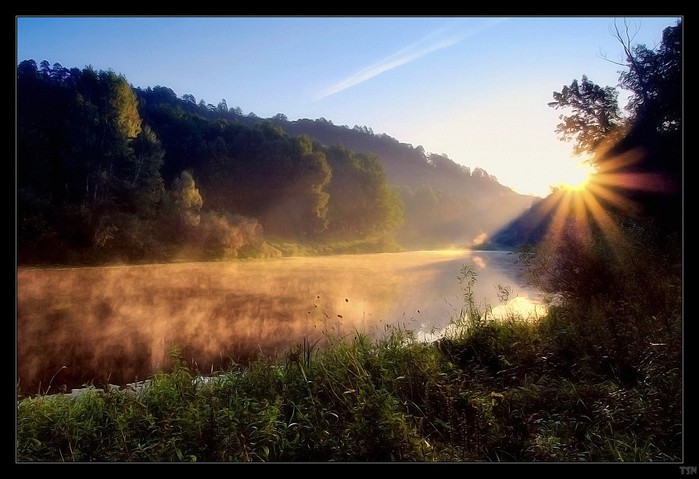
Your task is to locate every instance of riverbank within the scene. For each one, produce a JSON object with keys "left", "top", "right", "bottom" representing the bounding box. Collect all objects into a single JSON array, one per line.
[
  {"left": 16, "top": 238, "right": 682, "bottom": 462},
  {"left": 18, "top": 250, "right": 541, "bottom": 394},
  {"left": 16, "top": 293, "right": 682, "bottom": 462}
]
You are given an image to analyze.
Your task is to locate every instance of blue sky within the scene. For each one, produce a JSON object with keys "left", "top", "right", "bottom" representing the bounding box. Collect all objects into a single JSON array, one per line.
[{"left": 16, "top": 16, "right": 681, "bottom": 197}]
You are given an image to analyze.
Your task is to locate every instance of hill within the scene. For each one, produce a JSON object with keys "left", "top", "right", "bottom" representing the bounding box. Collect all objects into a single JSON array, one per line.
[
  {"left": 17, "top": 60, "right": 539, "bottom": 264},
  {"left": 276, "top": 117, "right": 538, "bottom": 248}
]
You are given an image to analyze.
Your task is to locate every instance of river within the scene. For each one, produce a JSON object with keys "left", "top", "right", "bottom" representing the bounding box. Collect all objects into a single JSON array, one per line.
[{"left": 16, "top": 249, "right": 546, "bottom": 395}]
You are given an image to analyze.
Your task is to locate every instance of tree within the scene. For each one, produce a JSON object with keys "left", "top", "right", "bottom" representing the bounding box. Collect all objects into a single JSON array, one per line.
[
  {"left": 165, "top": 171, "right": 203, "bottom": 235},
  {"left": 548, "top": 75, "right": 623, "bottom": 158},
  {"left": 612, "top": 19, "right": 681, "bottom": 133},
  {"left": 64, "top": 69, "right": 143, "bottom": 210},
  {"left": 548, "top": 19, "right": 681, "bottom": 237},
  {"left": 195, "top": 210, "right": 264, "bottom": 258},
  {"left": 612, "top": 19, "right": 682, "bottom": 181},
  {"left": 107, "top": 74, "right": 142, "bottom": 140},
  {"left": 324, "top": 145, "right": 404, "bottom": 238},
  {"left": 257, "top": 135, "right": 332, "bottom": 238},
  {"left": 526, "top": 18, "right": 683, "bottom": 309},
  {"left": 122, "top": 125, "right": 165, "bottom": 214}
]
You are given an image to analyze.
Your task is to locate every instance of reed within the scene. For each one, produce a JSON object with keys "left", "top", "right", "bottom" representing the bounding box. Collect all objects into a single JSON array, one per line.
[{"left": 16, "top": 246, "right": 681, "bottom": 462}]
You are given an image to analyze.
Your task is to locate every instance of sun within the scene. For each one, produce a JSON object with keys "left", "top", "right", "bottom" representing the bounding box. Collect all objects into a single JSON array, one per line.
[
  {"left": 529, "top": 146, "right": 672, "bottom": 268},
  {"left": 553, "top": 158, "right": 596, "bottom": 193}
]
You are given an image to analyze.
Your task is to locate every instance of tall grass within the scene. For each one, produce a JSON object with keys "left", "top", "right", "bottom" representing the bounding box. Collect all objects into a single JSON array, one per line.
[{"left": 16, "top": 246, "right": 681, "bottom": 462}]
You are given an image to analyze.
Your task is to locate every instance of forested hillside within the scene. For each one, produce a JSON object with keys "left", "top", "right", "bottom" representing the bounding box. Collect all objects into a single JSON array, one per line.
[
  {"left": 277, "top": 118, "right": 536, "bottom": 248},
  {"left": 18, "top": 16, "right": 680, "bottom": 265},
  {"left": 17, "top": 59, "right": 533, "bottom": 264}
]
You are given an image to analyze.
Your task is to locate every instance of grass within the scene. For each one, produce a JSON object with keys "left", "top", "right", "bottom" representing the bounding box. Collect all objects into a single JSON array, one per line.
[{"left": 16, "top": 258, "right": 682, "bottom": 462}]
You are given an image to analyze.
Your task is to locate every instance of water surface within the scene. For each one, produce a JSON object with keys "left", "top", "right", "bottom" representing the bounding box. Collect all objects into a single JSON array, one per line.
[{"left": 17, "top": 249, "right": 545, "bottom": 394}]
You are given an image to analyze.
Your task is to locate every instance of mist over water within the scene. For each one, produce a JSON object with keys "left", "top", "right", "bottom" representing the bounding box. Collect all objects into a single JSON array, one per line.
[{"left": 17, "top": 250, "right": 545, "bottom": 394}]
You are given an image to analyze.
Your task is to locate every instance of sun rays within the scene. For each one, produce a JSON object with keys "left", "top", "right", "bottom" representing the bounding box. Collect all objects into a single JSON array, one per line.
[
  {"left": 527, "top": 146, "right": 675, "bottom": 264},
  {"left": 554, "top": 157, "right": 596, "bottom": 193}
]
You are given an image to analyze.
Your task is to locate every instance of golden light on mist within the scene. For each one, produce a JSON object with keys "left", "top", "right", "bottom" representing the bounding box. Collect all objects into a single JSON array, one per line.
[
  {"left": 471, "top": 231, "right": 488, "bottom": 246},
  {"left": 471, "top": 255, "right": 487, "bottom": 269},
  {"left": 17, "top": 250, "right": 545, "bottom": 394},
  {"left": 490, "top": 296, "right": 547, "bottom": 322}
]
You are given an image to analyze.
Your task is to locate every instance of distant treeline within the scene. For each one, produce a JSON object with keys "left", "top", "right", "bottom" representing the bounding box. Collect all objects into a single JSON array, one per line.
[
  {"left": 17, "top": 60, "right": 406, "bottom": 264},
  {"left": 19, "top": 18, "right": 680, "bottom": 265}
]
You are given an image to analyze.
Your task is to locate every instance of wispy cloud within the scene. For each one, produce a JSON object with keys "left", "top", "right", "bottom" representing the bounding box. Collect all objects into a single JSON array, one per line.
[
  {"left": 314, "top": 37, "right": 459, "bottom": 100},
  {"left": 314, "top": 18, "right": 509, "bottom": 101}
]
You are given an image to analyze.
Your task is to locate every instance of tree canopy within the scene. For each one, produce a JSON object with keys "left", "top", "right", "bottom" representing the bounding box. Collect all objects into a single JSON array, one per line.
[
  {"left": 548, "top": 19, "right": 682, "bottom": 238},
  {"left": 16, "top": 60, "right": 407, "bottom": 264}
]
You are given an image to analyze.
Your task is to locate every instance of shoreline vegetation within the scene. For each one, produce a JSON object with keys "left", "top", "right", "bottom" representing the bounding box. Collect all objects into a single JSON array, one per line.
[
  {"left": 16, "top": 248, "right": 533, "bottom": 397},
  {"left": 15, "top": 242, "right": 508, "bottom": 271},
  {"left": 16, "top": 246, "right": 682, "bottom": 462},
  {"left": 15, "top": 19, "right": 683, "bottom": 462}
]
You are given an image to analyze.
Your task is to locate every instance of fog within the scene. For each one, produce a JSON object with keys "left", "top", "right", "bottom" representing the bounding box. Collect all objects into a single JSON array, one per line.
[{"left": 17, "top": 250, "right": 545, "bottom": 394}]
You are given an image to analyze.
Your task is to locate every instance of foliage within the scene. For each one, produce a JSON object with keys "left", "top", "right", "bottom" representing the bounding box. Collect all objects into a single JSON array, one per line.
[
  {"left": 616, "top": 19, "right": 681, "bottom": 134},
  {"left": 16, "top": 19, "right": 682, "bottom": 463},
  {"left": 17, "top": 245, "right": 681, "bottom": 462},
  {"left": 164, "top": 170, "right": 203, "bottom": 234},
  {"left": 193, "top": 210, "right": 265, "bottom": 259},
  {"left": 494, "top": 19, "right": 681, "bottom": 251},
  {"left": 17, "top": 61, "right": 407, "bottom": 265},
  {"left": 548, "top": 20, "right": 681, "bottom": 239},
  {"left": 530, "top": 18, "right": 682, "bottom": 353},
  {"left": 548, "top": 75, "right": 623, "bottom": 156},
  {"left": 281, "top": 118, "right": 534, "bottom": 249},
  {"left": 324, "top": 144, "right": 404, "bottom": 240}
]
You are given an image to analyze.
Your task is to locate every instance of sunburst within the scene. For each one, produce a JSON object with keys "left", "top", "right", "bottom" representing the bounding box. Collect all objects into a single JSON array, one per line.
[
  {"left": 554, "top": 157, "right": 596, "bottom": 193},
  {"left": 539, "top": 146, "right": 672, "bottom": 261}
]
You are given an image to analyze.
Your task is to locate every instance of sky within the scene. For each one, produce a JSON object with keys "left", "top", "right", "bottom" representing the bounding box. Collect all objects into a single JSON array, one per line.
[{"left": 16, "top": 16, "right": 681, "bottom": 198}]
